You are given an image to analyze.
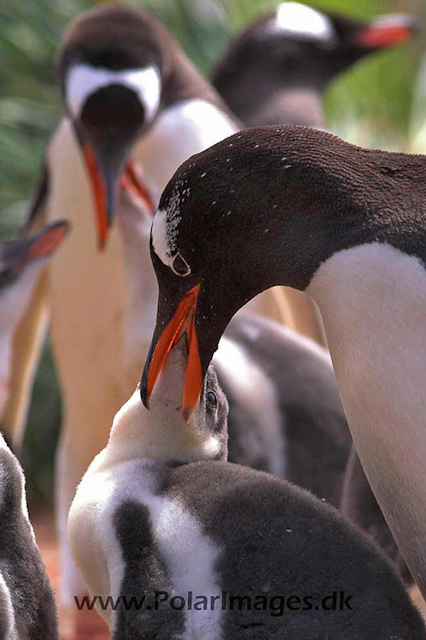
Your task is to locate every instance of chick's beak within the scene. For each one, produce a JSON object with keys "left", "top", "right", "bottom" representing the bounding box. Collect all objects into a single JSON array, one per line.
[{"left": 141, "top": 284, "right": 202, "bottom": 422}]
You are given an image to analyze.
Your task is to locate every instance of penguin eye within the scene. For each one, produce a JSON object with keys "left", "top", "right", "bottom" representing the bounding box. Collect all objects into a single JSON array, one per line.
[
  {"left": 207, "top": 391, "right": 217, "bottom": 408},
  {"left": 172, "top": 252, "right": 191, "bottom": 277}
]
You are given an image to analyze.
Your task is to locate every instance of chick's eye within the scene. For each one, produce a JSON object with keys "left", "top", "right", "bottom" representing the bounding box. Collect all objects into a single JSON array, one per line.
[
  {"left": 207, "top": 391, "right": 217, "bottom": 408},
  {"left": 172, "top": 252, "right": 191, "bottom": 277}
]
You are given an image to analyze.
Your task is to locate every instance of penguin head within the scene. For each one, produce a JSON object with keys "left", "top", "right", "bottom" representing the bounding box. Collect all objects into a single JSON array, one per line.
[
  {"left": 57, "top": 5, "right": 166, "bottom": 247},
  {"left": 214, "top": 3, "right": 418, "bottom": 95}
]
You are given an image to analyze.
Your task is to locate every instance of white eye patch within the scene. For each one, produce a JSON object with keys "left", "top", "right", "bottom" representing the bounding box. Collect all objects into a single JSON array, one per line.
[
  {"left": 151, "top": 208, "right": 176, "bottom": 269},
  {"left": 151, "top": 182, "right": 188, "bottom": 272},
  {"left": 66, "top": 63, "right": 161, "bottom": 121},
  {"left": 267, "top": 2, "right": 336, "bottom": 43}
]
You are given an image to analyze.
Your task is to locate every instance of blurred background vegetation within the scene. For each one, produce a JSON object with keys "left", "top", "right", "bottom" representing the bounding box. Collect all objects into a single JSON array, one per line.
[{"left": 0, "top": 0, "right": 425, "bottom": 506}]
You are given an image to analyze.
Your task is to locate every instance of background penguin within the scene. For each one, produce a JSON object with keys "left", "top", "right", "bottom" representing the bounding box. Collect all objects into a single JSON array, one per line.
[
  {"left": 212, "top": 2, "right": 418, "bottom": 345},
  {"left": 0, "top": 432, "right": 59, "bottom": 639},
  {"left": 0, "top": 221, "right": 69, "bottom": 419},
  {"left": 68, "top": 337, "right": 426, "bottom": 639},
  {"left": 141, "top": 124, "right": 426, "bottom": 597},
  {"left": 212, "top": 2, "right": 417, "bottom": 128}
]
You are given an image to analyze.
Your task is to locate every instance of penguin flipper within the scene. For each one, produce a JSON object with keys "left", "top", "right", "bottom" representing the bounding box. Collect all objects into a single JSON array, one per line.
[{"left": 2, "top": 164, "right": 51, "bottom": 450}]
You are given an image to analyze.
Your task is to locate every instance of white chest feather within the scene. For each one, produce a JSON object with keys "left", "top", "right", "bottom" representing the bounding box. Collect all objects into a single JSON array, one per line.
[
  {"left": 307, "top": 242, "right": 426, "bottom": 585},
  {"left": 46, "top": 120, "right": 130, "bottom": 413},
  {"left": 134, "top": 99, "right": 238, "bottom": 190}
]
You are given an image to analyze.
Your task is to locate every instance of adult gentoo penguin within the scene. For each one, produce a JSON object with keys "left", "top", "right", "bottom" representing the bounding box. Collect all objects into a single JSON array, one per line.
[
  {"left": 212, "top": 3, "right": 417, "bottom": 128},
  {"left": 141, "top": 125, "right": 426, "bottom": 596},
  {"left": 0, "top": 222, "right": 69, "bottom": 420},
  {"left": 119, "top": 184, "right": 407, "bottom": 575},
  {"left": 212, "top": 2, "right": 417, "bottom": 343},
  {"left": 0, "top": 432, "right": 59, "bottom": 638},
  {"left": 69, "top": 337, "right": 426, "bottom": 639}
]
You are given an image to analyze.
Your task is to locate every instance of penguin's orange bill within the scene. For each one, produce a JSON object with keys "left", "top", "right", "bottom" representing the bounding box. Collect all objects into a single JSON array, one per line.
[
  {"left": 83, "top": 143, "right": 109, "bottom": 251},
  {"left": 145, "top": 284, "right": 203, "bottom": 422},
  {"left": 26, "top": 223, "right": 69, "bottom": 263},
  {"left": 355, "top": 18, "right": 416, "bottom": 49},
  {"left": 121, "top": 161, "right": 156, "bottom": 215}
]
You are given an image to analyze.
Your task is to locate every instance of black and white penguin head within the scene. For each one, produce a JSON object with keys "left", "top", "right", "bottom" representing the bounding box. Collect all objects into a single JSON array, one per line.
[
  {"left": 57, "top": 4, "right": 168, "bottom": 247},
  {"left": 0, "top": 221, "right": 69, "bottom": 415},
  {"left": 142, "top": 124, "right": 385, "bottom": 418},
  {"left": 213, "top": 2, "right": 417, "bottom": 93}
]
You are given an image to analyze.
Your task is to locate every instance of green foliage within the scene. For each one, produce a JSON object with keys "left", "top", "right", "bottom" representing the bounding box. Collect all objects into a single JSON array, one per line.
[{"left": 0, "top": 0, "right": 423, "bottom": 503}]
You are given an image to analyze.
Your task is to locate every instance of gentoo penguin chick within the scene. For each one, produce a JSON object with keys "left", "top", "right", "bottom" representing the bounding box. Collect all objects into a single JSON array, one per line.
[
  {"left": 70, "top": 338, "right": 426, "bottom": 638},
  {"left": 141, "top": 125, "right": 426, "bottom": 596},
  {"left": 0, "top": 433, "right": 59, "bottom": 638},
  {"left": 0, "top": 221, "right": 69, "bottom": 419},
  {"left": 213, "top": 3, "right": 418, "bottom": 128}
]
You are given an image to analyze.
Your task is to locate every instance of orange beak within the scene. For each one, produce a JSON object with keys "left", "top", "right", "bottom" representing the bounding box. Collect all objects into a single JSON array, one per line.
[
  {"left": 143, "top": 284, "right": 203, "bottom": 421},
  {"left": 83, "top": 143, "right": 156, "bottom": 250},
  {"left": 121, "top": 161, "right": 156, "bottom": 215},
  {"left": 26, "top": 221, "right": 69, "bottom": 263},
  {"left": 83, "top": 143, "right": 110, "bottom": 251},
  {"left": 354, "top": 15, "right": 418, "bottom": 49}
]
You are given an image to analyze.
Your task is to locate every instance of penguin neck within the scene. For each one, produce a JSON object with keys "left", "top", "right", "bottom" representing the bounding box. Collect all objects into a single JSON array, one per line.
[
  {"left": 117, "top": 194, "right": 158, "bottom": 373},
  {"left": 307, "top": 241, "right": 426, "bottom": 592},
  {"left": 134, "top": 97, "right": 239, "bottom": 191},
  {"left": 104, "top": 391, "right": 219, "bottom": 470},
  {"left": 104, "top": 345, "right": 221, "bottom": 468},
  {"left": 231, "top": 79, "right": 325, "bottom": 129}
]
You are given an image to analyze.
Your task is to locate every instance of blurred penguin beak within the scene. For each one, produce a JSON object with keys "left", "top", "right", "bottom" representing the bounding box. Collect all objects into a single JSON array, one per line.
[
  {"left": 25, "top": 221, "right": 70, "bottom": 264},
  {"left": 354, "top": 14, "right": 418, "bottom": 49},
  {"left": 83, "top": 144, "right": 155, "bottom": 250}
]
